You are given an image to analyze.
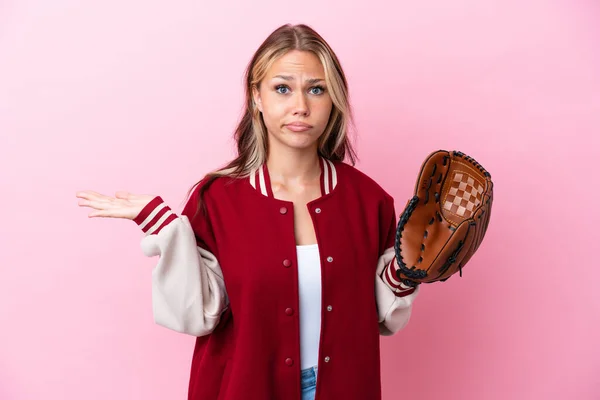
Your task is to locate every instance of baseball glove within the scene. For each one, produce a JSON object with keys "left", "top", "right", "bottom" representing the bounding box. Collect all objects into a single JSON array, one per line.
[{"left": 394, "top": 150, "right": 493, "bottom": 287}]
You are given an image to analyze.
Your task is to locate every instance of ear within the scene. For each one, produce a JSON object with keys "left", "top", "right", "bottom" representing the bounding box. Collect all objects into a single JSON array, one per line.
[{"left": 252, "top": 85, "right": 263, "bottom": 113}]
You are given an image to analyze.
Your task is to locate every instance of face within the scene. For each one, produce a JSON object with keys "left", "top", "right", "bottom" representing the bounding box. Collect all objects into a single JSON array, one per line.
[{"left": 252, "top": 50, "right": 333, "bottom": 153}]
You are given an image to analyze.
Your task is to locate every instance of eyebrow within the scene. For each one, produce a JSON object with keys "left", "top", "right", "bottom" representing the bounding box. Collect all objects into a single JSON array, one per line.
[{"left": 272, "top": 75, "right": 325, "bottom": 85}]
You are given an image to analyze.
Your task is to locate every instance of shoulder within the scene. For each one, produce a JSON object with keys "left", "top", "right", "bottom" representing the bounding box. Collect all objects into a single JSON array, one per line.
[
  {"left": 335, "top": 160, "right": 394, "bottom": 204},
  {"left": 187, "top": 173, "right": 241, "bottom": 199},
  {"left": 182, "top": 173, "right": 240, "bottom": 218}
]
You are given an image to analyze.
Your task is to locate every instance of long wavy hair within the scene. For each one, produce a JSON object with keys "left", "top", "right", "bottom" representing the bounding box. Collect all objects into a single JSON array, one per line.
[{"left": 188, "top": 23, "right": 358, "bottom": 218}]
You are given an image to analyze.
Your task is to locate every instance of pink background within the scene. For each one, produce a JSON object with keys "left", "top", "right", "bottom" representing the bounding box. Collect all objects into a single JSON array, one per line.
[{"left": 1, "top": 0, "right": 598, "bottom": 399}]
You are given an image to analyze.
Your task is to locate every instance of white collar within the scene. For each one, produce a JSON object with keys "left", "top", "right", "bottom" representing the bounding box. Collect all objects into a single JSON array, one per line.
[{"left": 249, "top": 156, "right": 338, "bottom": 198}]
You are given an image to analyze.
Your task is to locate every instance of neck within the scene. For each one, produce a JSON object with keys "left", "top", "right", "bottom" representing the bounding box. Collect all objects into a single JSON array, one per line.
[{"left": 266, "top": 146, "right": 321, "bottom": 184}]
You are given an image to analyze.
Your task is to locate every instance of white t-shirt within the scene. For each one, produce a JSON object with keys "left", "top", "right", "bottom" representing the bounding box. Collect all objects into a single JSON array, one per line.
[{"left": 296, "top": 244, "right": 322, "bottom": 369}]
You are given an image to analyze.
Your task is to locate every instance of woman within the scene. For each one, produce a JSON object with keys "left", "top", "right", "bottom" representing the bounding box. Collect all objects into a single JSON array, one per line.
[{"left": 76, "top": 23, "right": 420, "bottom": 400}]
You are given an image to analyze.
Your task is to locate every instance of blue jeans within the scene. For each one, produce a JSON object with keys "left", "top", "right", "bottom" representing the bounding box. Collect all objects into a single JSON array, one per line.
[{"left": 301, "top": 365, "right": 318, "bottom": 400}]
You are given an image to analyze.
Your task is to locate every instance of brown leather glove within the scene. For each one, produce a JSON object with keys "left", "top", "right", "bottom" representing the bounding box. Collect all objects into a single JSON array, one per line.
[{"left": 394, "top": 150, "right": 493, "bottom": 287}]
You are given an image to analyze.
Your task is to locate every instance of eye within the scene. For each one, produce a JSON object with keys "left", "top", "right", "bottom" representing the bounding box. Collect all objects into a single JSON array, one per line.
[
  {"left": 310, "top": 85, "right": 326, "bottom": 95},
  {"left": 275, "top": 84, "right": 290, "bottom": 94}
]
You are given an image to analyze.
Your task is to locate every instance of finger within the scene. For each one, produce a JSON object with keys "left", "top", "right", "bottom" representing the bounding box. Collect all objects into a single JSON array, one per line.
[
  {"left": 88, "top": 207, "right": 129, "bottom": 219},
  {"left": 79, "top": 199, "right": 113, "bottom": 210},
  {"left": 88, "top": 210, "right": 117, "bottom": 218},
  {"left": 115, "top": 191, "right": 130, "bottom": 199},
  {"left": 76, "top": 190, "right": 112, "bottom": 203},
  {"left": 76, "top": 190, "right": 95, "bottom": 199},
  {"left": 76, "top": 190, "right": 104, "bottom": 198}
]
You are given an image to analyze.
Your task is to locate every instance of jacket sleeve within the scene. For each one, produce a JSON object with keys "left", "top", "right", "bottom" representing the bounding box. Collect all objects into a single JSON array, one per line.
[
  {"left": 132, "top": 185, "right": 229, "bottom": 337},
  {"left": 375, "top": 194, "right": 420, "bottom": 336}
]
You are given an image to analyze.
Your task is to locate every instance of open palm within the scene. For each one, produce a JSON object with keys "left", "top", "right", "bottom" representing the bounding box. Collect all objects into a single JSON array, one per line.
[{"left": 76, "top": 190, "right": 155, "bottom": 220}]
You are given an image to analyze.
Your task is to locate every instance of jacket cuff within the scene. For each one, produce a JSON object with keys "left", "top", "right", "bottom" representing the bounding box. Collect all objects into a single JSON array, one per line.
[
  {"left": 381, "top": 257, "right": 417, "bottom": 297},
  {"left": 133, "top": 196, "right": 178, "bottom": 235}
]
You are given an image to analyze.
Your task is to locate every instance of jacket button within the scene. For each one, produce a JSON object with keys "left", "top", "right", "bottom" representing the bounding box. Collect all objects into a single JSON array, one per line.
[
  {"left": 285, "top": 358, "right": 294, "bottom": 366},
  {"left": 327, "top": 305, "right": 333, "bottom": 311},
  {"left": 324, "top": 356, "right": 330, "bottom": 363},
  {"left": 285, "top": 307, "right": 294, "bottom": 316},
  {"left": 326, "top": 256, "right": 333, "bottom": 262},
  {"left": 280, "top": 207, "right": 288, "bottom": 214},
  {"left": 283, "top": 259, "right": 291, "bottom": 267},
  {"left": 315, "top": 207, "right": 321, "bottom": 213}
]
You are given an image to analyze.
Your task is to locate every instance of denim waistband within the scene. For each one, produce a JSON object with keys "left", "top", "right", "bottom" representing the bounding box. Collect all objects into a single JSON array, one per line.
[{"left": 301, "top": 365, "right": 318, "bottom": 389}]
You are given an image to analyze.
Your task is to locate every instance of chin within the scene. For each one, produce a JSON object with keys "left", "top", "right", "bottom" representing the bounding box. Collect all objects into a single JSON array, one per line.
[
  {"left": 282, "top": 139, "right": 318, "bottom": 151},
  {"left": 271, "top": 130, "right": 321, "bottom": 151}
]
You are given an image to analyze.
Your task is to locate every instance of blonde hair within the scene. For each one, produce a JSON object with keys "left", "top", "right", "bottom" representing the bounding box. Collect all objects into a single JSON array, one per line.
[{"left": 190, "top": 23, "right": 358, "bottom": 217}]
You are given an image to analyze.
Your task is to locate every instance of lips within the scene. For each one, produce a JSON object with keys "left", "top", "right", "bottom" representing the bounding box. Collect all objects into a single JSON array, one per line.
[{"left": 285, "top": 122, "right": 313, "bottom": 132}]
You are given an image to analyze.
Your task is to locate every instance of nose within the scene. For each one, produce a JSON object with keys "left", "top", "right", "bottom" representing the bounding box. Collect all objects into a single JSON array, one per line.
[{"left": 293, "top": 92, "right": 309, "bottom": 116}]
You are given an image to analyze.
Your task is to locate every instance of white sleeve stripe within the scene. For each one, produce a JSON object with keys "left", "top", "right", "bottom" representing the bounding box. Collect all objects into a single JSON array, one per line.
[
  {"left": 146, "top": 210, "right": 176, "bottom": 236},
  {"left": 139, "top": 203, "right": 169, "bottom": 231}
]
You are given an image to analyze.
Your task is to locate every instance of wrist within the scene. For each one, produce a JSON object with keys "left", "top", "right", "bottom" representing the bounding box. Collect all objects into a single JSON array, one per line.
[{"left": 383, "top": 258, "right": 418, "bottom": 296}]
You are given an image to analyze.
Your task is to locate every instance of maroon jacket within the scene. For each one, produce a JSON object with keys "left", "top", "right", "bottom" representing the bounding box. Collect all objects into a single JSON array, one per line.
[{"left": 133, "top": 157, "right": 419, "bottom": 399}]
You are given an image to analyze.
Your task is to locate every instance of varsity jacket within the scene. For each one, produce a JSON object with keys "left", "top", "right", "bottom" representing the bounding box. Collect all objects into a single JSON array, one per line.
[{"left": 133, "top": 157, "right": 420, "bottom": 400}]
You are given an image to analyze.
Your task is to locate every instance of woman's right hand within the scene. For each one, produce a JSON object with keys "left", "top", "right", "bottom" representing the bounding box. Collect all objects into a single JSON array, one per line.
[{"left": 76, "top": 190, "right": 156, "bottom": 220}]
